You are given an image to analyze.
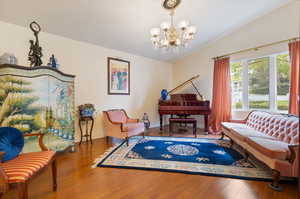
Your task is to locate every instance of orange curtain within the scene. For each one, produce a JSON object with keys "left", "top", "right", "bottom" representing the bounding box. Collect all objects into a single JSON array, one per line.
[
  {"left": 288, "top": 40, "right": 300, "bottom": 116},
  {"left": 209, "top": 57, "right": 232, "bottom": 134}
]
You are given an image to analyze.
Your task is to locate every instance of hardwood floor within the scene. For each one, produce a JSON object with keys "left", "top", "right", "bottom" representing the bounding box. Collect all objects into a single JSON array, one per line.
[{"left": 3, "top": 126, "right": 298, "bottom": 199}]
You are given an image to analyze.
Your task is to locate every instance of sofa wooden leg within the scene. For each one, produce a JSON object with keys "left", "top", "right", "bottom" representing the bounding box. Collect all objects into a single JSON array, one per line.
[
  {"left": 244, "top": 153, "right": 249, "bottom": 162},
  {"left": 219, "top": 132, "right": 225, "bottom": 140},
  {"left": 229, "top": 139, "right": 234, "bottom": 148},
  {"left": 106, "top": 136, "right": 110, "bottom": 144},
  {"left": 269, "top": 170, "right": 282, "bottom": 191},
  {"left": 16, "top": 182, "right": 28, "bottom": 199},
  {"left": 52, "top": 160, "right": 57, "bottom": 192}
]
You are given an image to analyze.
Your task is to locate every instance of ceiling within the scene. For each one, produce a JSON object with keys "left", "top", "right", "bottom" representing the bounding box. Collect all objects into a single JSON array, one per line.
[{"left": 0, "top": 0, "right": 291, "bottom": 62}]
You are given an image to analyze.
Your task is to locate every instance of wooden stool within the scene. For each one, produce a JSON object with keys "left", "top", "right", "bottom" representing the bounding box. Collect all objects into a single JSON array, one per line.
[{"left": 169, "top": 118, "right": 197, "bottom": 137}]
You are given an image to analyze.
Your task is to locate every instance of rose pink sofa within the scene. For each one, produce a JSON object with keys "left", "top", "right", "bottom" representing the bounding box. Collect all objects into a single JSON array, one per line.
[
  {"left": 103, "top": 109, "right": 145, "bottom": 145},
  {"left": 221, "top": 111, "right": 299, "bottom": 191}
]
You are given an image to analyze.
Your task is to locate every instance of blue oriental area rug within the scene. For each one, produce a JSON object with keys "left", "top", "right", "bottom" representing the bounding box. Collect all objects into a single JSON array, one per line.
[{"left": 93, "top": 136, "right": 272, "bottom": 181}]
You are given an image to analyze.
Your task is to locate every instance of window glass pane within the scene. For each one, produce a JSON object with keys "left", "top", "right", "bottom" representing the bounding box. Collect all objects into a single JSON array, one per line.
[
  {"left": 248, "top": 57, "right": 270, "bottom": 109},
  {"left": 276, "top": 54, "right": 290, "bottom": 111},
  {"left": 231, "top": 62, "right": 243, "bottom": 109}
]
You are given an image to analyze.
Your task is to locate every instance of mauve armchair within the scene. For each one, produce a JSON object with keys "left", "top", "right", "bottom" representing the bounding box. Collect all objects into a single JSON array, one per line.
[{"left": 103, "top": 109, "right": 145, "bottom": 146}]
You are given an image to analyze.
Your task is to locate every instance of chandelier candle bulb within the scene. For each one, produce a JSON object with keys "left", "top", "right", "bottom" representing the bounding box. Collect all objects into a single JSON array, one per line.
[
  {"left": 188, "top": 26, "right": 197, "bottom": 34},
  {"left": 162, "top": 39, "right": 169, "bottom": 47},
  {"left": 150, "top": 28, "right": 160, "bottom": 36},
  {"left": 178, "top": 20, "right": 190, "bottom": 30},
  {"left": 160, "top": 22, "right": 171, "bottom": 31}
]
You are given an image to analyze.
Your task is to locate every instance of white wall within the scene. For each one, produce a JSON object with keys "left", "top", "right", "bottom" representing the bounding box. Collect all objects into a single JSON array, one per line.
[
  {"left": 173, "top": 1, "right": 300, "bottom": 124},
  {"left": 0, "top": 21, "right": 173, "bottom": 141}
]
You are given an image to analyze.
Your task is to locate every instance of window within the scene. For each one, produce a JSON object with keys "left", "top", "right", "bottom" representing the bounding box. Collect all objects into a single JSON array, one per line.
[
  {"left": 248, "top": 57, "right": 270, "bottom": 109},
  {"left": 276, "top": 54, "right": 290, "bottom": 111},
  {"left": 231, "top": 52, "right": 290, "bottom": 112},
  {"left": 231, "top": 62, "right": 243, "bottom": 109}
]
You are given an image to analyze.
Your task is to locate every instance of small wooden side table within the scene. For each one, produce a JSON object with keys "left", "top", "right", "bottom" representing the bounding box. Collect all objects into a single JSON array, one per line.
[{"left": 79, "top": 116, "right": 94, "bottom": 144}]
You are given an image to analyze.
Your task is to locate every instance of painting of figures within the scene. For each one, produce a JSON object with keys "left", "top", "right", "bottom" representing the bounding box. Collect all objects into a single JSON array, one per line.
[{"left": 108, "top": 57, "right": 130, "bottom": 95}]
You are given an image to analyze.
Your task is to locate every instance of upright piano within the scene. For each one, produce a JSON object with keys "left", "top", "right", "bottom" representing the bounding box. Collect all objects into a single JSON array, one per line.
[{"left": 158, "top": 75, "right": 211, "bottom": 132}]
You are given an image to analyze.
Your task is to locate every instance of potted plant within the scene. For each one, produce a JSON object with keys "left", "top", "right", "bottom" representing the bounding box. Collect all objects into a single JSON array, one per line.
[{"left": 78, "top": 104, "right": 95, "bottom": 117}]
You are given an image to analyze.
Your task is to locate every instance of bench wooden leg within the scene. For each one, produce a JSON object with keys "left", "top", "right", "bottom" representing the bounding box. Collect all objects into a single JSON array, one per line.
[
  {"left": 16, "top": 182, "right": 28, "bottom": 199},
  {"left": 52, "top": 159, "right": 57, "bottom": 192},
  {"left": 269, "top": 170, "right": 282, "bottom": 191}
]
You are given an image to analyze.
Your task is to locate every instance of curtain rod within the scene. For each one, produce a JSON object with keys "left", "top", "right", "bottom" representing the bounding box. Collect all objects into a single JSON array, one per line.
[{"left": 212, "top": 37, "right": 300, "bottom": 60}]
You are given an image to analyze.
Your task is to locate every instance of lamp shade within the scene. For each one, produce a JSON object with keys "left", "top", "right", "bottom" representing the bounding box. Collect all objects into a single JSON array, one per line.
[
  {"left": 178, "top": 20, "right": 189, "bottom": 30},
  {"left": 150, "top": 28, "right": 160, "bottom": 36},
  {"left": 160, "top": 22, "right": 171, "bottom": 31},
  {"left": 161, "top": 39, "right": 169, "bottom": 47},
  {"left": 188, "top": 26, "right": 197, "bottom": 34}
]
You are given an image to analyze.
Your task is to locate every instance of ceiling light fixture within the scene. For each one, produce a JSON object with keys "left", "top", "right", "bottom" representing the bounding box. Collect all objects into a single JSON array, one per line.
[{"left": 150, "top": 0, "right": 197, "bottom": 51}]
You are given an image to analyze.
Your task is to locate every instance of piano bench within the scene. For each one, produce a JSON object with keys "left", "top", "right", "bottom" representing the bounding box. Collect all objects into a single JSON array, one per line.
[{"left": 169, "top": 118, "right": 197, "bottom": 137}]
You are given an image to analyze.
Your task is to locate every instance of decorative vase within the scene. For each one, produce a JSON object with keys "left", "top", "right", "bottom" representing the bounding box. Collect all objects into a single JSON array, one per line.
[
  {"left": 161, "top": 89, "right": 168, "bottom": 100},
  {"left": 142, "top": 113, "right": 150, "bottom": 130},
  {"left": 0, "top": 53, "right": 18, "bottom": 65},
  {"left": 78, "top": 104, "right": 95, "bottom": 117},
  {"left": 79, "top": 108, "right": 95, "bottom": 117},
  {"left": 47, "top": 54, "right": 59, "bottom": 69}
]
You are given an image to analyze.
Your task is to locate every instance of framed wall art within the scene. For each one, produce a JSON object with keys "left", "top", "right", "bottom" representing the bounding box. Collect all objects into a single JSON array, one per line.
[{"left": 107, "top": 57, "right": 130, "bottom": 95}]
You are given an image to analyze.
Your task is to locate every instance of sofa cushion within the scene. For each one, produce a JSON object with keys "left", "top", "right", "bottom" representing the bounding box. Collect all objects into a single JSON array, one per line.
[
  {"left": 246, "top": 137, "right": 291, "bottom": 160},
  {"left": 222, "top": 122, "right": 277, "bottom": 142},
  {"left": 230, "top": 127, "right": 277, "bottom": 141},
  {"left": 221, "top": 122, "right": 248, "bottom": 130}
]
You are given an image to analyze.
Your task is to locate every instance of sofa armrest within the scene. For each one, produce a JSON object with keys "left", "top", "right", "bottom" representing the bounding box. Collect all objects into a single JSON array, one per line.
[
  {"left": 229, "top": 119, "right": 246, "bottom": 124},
  {"left": 127, "top": 118, "right": 140, "bottom": 123},
  {"left": 24, "top": 132, "right": 48, "bottom": 151},
  {"left": 288, "top": 144, "right": 298, "bottom": 163}
]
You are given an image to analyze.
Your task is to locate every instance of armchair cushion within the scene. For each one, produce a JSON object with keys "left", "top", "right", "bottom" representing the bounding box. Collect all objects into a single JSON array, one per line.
[
  {"left": 0, "top": 127, "right": 24, "bottom": 162},
  {"left": 1, "top": 150, "right": 55, "bottom": 183},
  {"left": 107, "top": 110, "right": 127, "bottom": 123}
]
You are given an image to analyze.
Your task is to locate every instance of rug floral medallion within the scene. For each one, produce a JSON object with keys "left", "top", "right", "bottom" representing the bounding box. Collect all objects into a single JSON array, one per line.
[{"left": 93, "top": 136, "right": 273, "bottom": 181}]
